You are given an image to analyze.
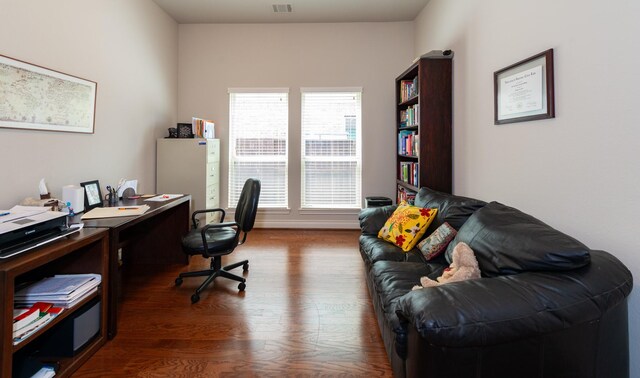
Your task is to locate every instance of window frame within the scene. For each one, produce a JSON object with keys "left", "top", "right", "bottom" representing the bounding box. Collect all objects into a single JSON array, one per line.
[
  {"left": 228, "top": 88, "right": 290, "bottom": 209},
  {"left": 299, "top": 87, "right": 363, "bottom": 210}
]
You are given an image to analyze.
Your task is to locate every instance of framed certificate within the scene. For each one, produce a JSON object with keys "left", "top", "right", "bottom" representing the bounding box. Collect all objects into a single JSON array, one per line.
[{"left": 494, "top": 49, "right": 554, "bottom": 125}]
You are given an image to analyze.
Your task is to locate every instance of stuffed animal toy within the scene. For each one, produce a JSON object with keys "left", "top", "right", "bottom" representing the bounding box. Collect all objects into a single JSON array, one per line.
[{"left": 412, "top": 242, "right": 481, "bottom": 290}]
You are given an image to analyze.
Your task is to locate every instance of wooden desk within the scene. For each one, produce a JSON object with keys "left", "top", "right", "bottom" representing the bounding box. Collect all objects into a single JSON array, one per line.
[
  {"left": 0, "top": 228, "right": 109, "bottom": 378},
  {"left": 76, "top": 195, "right": 190, "bottom": 339}
]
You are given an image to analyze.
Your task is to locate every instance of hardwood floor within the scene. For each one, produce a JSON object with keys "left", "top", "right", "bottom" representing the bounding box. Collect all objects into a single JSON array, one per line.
[{"left": 73, "top": 229, "right": 393, "bottom": 377}]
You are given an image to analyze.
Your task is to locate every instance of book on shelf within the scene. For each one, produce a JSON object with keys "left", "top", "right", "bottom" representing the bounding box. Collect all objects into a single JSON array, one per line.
[
  {"left": 400, "top": 77, "right": 419, "bottom": 103},
  {"left": 13, "top": 302, "right": 63, "bottom": 344},
  {"left": 398, "top": 131, "right": 419, "bottom": 157},
  {"left": 399, "top": 104, "right": 420, "bottom": 128},
  {"left": 399, "top": 162, "right": 419, "bottom": 187},
  {"left": 397, "top": 185, "right": 417, "bottom": 205}
]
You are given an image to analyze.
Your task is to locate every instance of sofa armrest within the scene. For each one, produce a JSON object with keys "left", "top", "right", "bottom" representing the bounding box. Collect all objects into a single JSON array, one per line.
[
  {"left": 395, "top": 250, "right": 632, "bottom": 347},
  {"left": 359, "top": 205, "right": 397, "bottom": 236}
]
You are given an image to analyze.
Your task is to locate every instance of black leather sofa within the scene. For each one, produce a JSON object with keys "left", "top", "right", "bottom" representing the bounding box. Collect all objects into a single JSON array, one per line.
[{"left": 359, "top": 187, "right": 633, "bottom": 378}]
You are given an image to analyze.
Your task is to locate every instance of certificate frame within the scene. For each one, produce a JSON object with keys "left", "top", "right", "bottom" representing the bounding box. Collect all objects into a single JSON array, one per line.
[
  {"left": 494, "top": 49, "right": 554, "bottom": 125},
  {"left": 80, "top": 180, "right": 103, "bottom": 211},
  {"left": 0, "top": 53, "right": 97, "bottom": 133}
]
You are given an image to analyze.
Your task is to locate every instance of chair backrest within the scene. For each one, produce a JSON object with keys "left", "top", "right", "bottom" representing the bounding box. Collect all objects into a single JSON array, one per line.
[{"left": 234, "top": 178, "right": 261, "bottom": 233}]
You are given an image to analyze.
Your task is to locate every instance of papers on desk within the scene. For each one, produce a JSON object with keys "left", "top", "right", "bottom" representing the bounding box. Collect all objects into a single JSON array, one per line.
[
  {"left": 144, "top": 194, "right": 183, "bottom": 202},
  {"left": 81, "top": 205, "right": 150, "bottom": 219}
]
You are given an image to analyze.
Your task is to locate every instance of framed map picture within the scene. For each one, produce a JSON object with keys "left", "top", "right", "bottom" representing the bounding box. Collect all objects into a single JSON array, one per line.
[{"left": 0, "top": 54, "right": 97, "bottom": 133}]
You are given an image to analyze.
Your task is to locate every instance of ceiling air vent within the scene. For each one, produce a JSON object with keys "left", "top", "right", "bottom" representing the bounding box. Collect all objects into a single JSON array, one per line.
[{"left": 272, "top": 4, "right": 293, "bottom": 13}]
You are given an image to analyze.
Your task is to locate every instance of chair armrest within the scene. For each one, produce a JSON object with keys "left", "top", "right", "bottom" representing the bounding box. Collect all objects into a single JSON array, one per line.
[
  {"left": 201, "top": 221, "right": 238, "bottom": 233},
  {"left": 359, "top": 205, "right": 397, "bottom": 236},
  {"left": 192, "top": 208, "right": 226, "bottom": 228},
  {"left": 200, "top": 221, "right": 239, "bottom": 255},
  {"left": 395, "top": 250, "right": 632, "bottom": 347}
]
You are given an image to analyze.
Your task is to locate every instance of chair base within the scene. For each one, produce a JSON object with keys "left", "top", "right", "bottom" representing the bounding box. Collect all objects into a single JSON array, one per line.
[{"left": 176, "top": 257, "right": 249, "bottom": 303}]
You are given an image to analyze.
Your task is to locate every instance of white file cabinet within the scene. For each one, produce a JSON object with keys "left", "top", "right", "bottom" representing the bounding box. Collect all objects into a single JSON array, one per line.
[{"left": 157, "top": 138, "right": 220, "bottom": 224}]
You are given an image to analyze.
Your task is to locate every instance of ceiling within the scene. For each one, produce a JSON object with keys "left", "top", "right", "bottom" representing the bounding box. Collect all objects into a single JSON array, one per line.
[{"left": 152, "top": 0, "right": 431, "bottom": 24}]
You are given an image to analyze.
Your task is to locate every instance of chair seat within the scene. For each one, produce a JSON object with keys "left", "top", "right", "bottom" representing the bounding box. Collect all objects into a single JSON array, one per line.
[{"left": 182, "top": 226, "right": 237, "bottom": 256}]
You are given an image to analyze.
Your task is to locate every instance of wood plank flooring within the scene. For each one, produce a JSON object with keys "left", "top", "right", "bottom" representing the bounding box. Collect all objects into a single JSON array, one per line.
[{"left": 73, "top": 229, "right": 393, "bottom": 377}]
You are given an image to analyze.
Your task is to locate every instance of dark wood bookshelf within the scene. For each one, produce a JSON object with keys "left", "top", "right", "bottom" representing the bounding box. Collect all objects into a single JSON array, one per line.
[
  {"left": 395, "top": 51, "right": 452, "bottom": 203},
  {"left": 0, "top": 228, "right": 109, "bottom": 378}
]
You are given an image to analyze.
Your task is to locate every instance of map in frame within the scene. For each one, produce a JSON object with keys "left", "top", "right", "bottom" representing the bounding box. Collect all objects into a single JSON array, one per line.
[{"left": 0, "top": 54, "right": 97, "bottom": 133}]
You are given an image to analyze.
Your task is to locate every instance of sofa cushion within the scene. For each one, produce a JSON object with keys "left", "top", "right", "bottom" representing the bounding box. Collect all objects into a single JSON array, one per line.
[
  {"left": 413, "top": 187, "right": 487, "bottom": 235},
  {"left": 417, "top": 222, "right": 457, "bottom": 261},
  {"left": 359, "top": 235, "right": 425, "bottom": 269},
  {"left": 445, "top": 201, "right": 591, "bottom": 276},
  {"left": 378, "top": 202, "right": 437, "bottom": 252},
  {"left": 359, "top": 204, "right": 397, "bottom": 236},
  {"left": 369, "top": 260, "right": 447, "bottom": 333}
]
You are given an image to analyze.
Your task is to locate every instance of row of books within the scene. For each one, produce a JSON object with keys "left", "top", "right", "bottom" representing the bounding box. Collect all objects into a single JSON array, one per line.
[
  {"left": 399, "top": 77, "right": 418, "bottom": 103},
  {"left": 13, "top": 273, "right": 101, "bottom": 344},
  {"left": 399, "top": 162, "right": 419, "bottom": 187},
  {"left": 192, "top": 117, "right": 215, "bottom": 139},
  {"left": 398, "top": 130, "right": 419, "bottom": 157},
  {"left": 399, "top": 104, "right": 420, "bottom": 128},
  {"left": 13, "top": 302, "right": 63, "bottom": 344},
  {"left": 397, "top": 185, "right": 417, "bottom": 205}
]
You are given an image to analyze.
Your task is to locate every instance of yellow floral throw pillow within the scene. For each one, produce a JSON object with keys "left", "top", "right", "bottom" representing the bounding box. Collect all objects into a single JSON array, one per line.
[{"left": 378, "top": 202, "right": 438, "bottom": 252}]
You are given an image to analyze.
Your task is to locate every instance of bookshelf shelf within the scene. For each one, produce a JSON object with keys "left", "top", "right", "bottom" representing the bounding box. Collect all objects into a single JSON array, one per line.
[
  {"left": 395, "top": 51, "right": 452, "bottom": 204},
  {"left": 0, "top": 229, "right": 109, "bottom": 377}
]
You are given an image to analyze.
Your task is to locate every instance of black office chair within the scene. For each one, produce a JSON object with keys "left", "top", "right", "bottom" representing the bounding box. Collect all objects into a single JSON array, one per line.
[{"left": 175, "top": 178, "right": 261, "bottom": 303}]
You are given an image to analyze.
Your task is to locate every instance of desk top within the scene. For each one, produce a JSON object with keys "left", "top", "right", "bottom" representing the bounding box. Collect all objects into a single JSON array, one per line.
[{"left": 73, "top": 195, "right": 191, "bottom": 230}]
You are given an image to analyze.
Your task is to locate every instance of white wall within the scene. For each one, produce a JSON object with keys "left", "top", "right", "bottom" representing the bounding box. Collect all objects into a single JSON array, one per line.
[
  {"left": 0, "top": 0, "right": 178, "bottom": 208},
  {"left": 414, "top": 0, "right": 640, "bottom": 374},
  {"left": 178, "top": 22, "right": 413, "bottom": 228}
]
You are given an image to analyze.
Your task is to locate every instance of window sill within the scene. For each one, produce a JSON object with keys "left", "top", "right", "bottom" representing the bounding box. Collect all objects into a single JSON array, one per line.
[{"left": 298, "top": 208, "right": 360, "bottom": 216}]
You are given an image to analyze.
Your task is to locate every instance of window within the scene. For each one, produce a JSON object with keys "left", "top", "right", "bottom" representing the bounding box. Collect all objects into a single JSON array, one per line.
[
  {"left": 301, "top": 89, "right": 362, "bottom": 208},
  {"left": 228, "top": 89, "right": 288, "bottom": 208}
]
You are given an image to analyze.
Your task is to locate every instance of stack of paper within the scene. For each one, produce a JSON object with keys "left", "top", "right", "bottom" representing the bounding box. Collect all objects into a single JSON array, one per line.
[
  {"left": 15, "top": 273, "right": 101, "bottom": 308},
  {"left": 32, "top": 366, "right": 56, "bottom": 378}
]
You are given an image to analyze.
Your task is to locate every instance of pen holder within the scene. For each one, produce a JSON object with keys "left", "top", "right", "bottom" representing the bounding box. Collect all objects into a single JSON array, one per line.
[{"left": 107, "top": 189, "right": 118, "bottom": 205}]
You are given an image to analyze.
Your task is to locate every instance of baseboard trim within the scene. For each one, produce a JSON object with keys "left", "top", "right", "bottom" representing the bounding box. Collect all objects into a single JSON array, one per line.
[{"left": 254, "top": 219, "right": 359, "bottom": 229}]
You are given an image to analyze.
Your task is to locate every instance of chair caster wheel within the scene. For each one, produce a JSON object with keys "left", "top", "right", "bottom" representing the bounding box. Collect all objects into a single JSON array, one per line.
[
  {"left": 175, "top": 277, "right": 183, "bottom": 286},
  {"left": 191, "top": 293, "right": 200, "bottom": 303},
  {"left": 243, "top": 263, "right": 249, "bottom": 271},
  {"left": 238, "top": 282, "right": 246, "bottom": 291}
]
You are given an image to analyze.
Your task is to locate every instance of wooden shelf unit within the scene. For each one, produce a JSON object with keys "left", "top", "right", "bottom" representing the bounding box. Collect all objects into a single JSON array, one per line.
[
  {"left": 395, "top": 51, "right": 453, "bottom": 203},
  {"left": 0, "top": 228, "right": 109, "bottom": 378}
]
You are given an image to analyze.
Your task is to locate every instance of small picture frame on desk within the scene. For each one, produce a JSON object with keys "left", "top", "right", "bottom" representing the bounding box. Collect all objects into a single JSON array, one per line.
[{"left": 80, "top": 180, "right": 103, "bottom": 211}]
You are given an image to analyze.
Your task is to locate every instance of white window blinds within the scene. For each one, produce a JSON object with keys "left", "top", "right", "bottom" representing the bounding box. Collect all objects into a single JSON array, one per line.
[
  {"left": 229, "top": 90, "right": 288, "bottom": 208},
  {"left": 301, "top": 89, "right": 362, "bottom": 208}
]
